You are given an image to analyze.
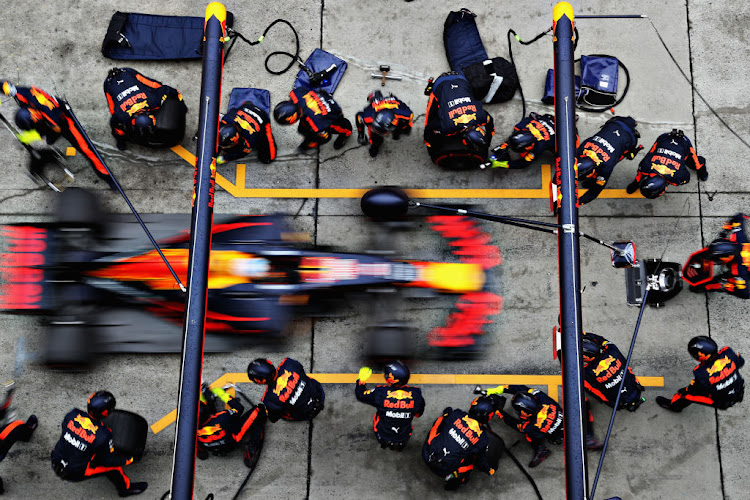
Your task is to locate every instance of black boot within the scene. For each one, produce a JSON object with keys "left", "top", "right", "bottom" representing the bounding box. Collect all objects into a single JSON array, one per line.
[
  {"left": 119, "top": 482, "right": 148, "bottom": 497},
  {"left": 656, "top": 396, "right": 682, "bottom": 412},
  {"left": 529, "top": 447, "right": 551, "bottom": 468},
  {"left": 586, "top": 435, "right": 604, "bottom": 451}
]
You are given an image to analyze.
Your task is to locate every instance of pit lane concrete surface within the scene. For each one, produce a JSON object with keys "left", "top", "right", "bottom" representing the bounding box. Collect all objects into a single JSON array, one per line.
[{"left": 0, "top": 1, "right": 748, "bottom": 499}]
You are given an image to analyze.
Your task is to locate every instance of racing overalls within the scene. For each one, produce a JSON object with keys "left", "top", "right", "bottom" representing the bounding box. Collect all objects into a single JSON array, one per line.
[
  {"left": 288, "top": 87, "right": 352, "bottom": 150},
  {"left": 2, "top": 83, "right": 112, "bottom": 186},
  {"left": 665, "top": 347, "right": 745, "bottom": 410},
  {"left": 494, "top": 385, "right": 564, "bottom": 454},
  {"left": 490, "top": 112, "right": 558, "bottom": 169},
  {"left": 0, "top": 393, "right": 36, "bottom": 494},
  {"left": 576, "top": 116, "right": 641, "bottom": 205},
  {"left": 197, "top": 394, "right": 266, "bottom": 467},
  {"left": 424, "top": 72, "right": 494, "bottom": 152},
  {"left": 262, "top": 358, "right": 325, "bottom": 422},
  {"left": 103, "top": 67, "right": 187, "bottom": 149},
  {"left": 583, "top": 332, "right": 644, "bottom": 410},
  {"left": 355, "top": 92, "right": 413, "bottom": 157},
  {"left": 50, "top": 409, "right": 134, "bottom": 493},
  {"left": 218, "top": 101, "right": 276, "bottom": 163},
  {"left": 354, "top": 381, "right": 425, "bottom": 450},
  {"left": 421, "top": 407, "right": 494, "bottom": 490},
  {"left": 702, "top": 214, "right": 750, "bottom": 299},
  {"left": 628, "top": 130, "right": 707, "bottom": 192}
]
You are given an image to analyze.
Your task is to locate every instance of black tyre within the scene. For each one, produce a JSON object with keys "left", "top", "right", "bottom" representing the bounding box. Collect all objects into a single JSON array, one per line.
[
  {"left": 57, "top": 188, "right": 104, "bottom": 233},
  {"left": 486, "top": 429, "right": 505, "bottom": 470},
  {"left": 104, "top": 409, "right": 149, "bottom": 461},
  {"left": 44, "top": 322, "right": 92, "bottom": 372},
  {"left": 364, "top": 322, "right": 417, "bottom": 361}
]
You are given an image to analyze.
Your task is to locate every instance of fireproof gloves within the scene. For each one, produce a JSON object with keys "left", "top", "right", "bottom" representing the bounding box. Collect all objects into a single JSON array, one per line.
[{"left": 358, "top": 366, "right": 373, "bottom": 383}]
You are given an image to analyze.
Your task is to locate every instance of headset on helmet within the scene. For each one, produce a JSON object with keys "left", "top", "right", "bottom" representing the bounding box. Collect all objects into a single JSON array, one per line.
[
  {"left": 709, "top": 238, "right": 736, "bottom": 262},
  {"left": 218, "top": 123, "right": 241, "bottom": 149},
  {"left": 511, "top": 392, "right": 541, "bottom": 418},
  {"left": 639, "top": 175, "right": 668, "bottom": 199},
  {"left": 577, "top": 157, "right": 597, "bottom": 180},
  {"left": 87, "top": 390, "right": 116, "bottom": 420},
  {"left": 247, "top": 358, "right": 277, "bottom": 384},
  {"left": 669, "top": 129, "right": 685, "bottom": 139},
  {"left": 14, "top": 108, "right": 35, "bottom": 131},
  {"left": 371, "top": 110, "right": 397, "bottom": 136},
  {"left": 468, "top": 396, "right": 495, "bottom": 424},
  {"left": 462, "top": 126, "right": 486, "bottom": 152},
  {"left": 273, "top": 101, "right": 300, "bottom": 125},
  {"left": 687, "top": 335, "right": 718, "bottom": 361},
  {"left": 582, "top": 337, "right": 601, "bottom": 362},
  {"left": 384, "top": 360, "right": 410, "bottom": 387},
  {"left": 367, "top": 90, "right": 384, "bottom": 103}
]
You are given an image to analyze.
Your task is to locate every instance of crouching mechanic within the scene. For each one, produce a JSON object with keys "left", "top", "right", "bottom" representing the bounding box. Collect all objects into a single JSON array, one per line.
[
  {"left": 354, "top": 360, "right": 425, "bottom": 451},
  {"left": 424, "top": 72, "right": 494, "bottom": 169},
  {"left": 50, "top": 391, "right": 147, "bottom": 497},
  {"left": 625, "top": 129, "right": 707, "bottom": 198},
  {"left": 690, "top": 214, "right": 750, "bottom": 299},
  {"left": 355, "top": 90, "right": 413, "bottom": 158},
  {"left": 247, "top": 358, "right": 325, "bottom": 422},
  {"left": 421, "top": 395, "right": 502, "bottom": 490},
  {"left": 489, "top": 385, "right": 563, "bottom": 468},
  {"left": 103, "top": 68, "right": 188, "bottom": 150},
  {"left": 576, "top": 116, "right": 642, "bottom": 205},
  {"left": 583, "top": 332, "right": 646, "bottom": 411},
  {"left": 217, "top": 101, "right": 276, "bottom": 165},
  {"left": 273, "top": 87, "right": 351, "bottom": 152},
  {"left": 197, "top": 385, "right": 266, "bottom": 469},
  {"left": 485, "top": 112, "right": 559, "bottom": 169},
  {"left": 657, "top": 336, "right": 744, "bottom": 412},
  {"left": 0, "top": 384, "right": 37, "bottom": 495}
]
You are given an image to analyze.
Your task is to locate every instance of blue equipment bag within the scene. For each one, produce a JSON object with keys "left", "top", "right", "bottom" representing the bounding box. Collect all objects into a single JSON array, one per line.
[
  {"left": 443, "top": 9, "right": 488, "bottom": 77},
  {"left": 227, "top": 88, "right": 271, "bottom": 116},
  {"left": 579, "top": 55, "right": 619, "bottom": 107},
  {"left": 542, "top": 69, "right": 581, "bottom": 105},
  {"left": 102, "top": 11, "right": 234, "bottom": 60},
  {"left": 293, "top": 49, "right": 347, "bottom": 95}
]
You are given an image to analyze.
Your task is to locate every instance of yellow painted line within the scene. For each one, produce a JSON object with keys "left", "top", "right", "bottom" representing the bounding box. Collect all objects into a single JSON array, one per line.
[
  {"left": 170, "top": 144, "right": 196, "bottom": 165},
  {"left": 150, "top": 372, "right": 664, "bottom": 434}
]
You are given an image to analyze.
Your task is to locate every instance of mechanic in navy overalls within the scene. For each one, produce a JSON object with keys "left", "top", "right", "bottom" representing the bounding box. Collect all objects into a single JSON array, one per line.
[
  {"left": 582, "top": 332, "right": 645, "bottom": 411},
  {"left": 424, "top": 72, "right": 494, "bottom": 158},
  {"left": 355, "top": 90, "right": 413, "bottom": 158},
  {"left": 50, "top": 391, "right": 147, "bottom": 497},
  {"left": 354, "top": 360, "right": 425, "bottom": 451},
  {"left": 196, "top": 385, "right": 266, "bottom": 468},
  {"left": 247, "top": 358, "right": 325, "bottom": 422},
  {"left": 2, "top": 81, "right": 112, "bottom": 185},
  {"left": 657, "top": 336, "right": 744, "bottom": 412},
  {"left": 576, "top": 116, "right": 642, "bottom": 205},
  {"left": 273, "top": 88, "right": 352, "bottom": 151},
  {"left": 488, "top": 112, "right": 559, "bottom": 169},
  {"left": 625, "top": 129, "right": 707, "bottom": 198},
  {"left": 103, "top": 67, "right": 187, "bottom": 150},
  {"left": 695, "top": 214, "right": 750, "bottom": 299},
  {"left": 217, "top": 101, "right": 276, "bottom": 164}
]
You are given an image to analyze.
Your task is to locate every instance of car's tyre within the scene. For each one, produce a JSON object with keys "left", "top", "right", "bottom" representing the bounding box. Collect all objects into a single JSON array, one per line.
[
  {"left": 104, "top": 409, "right": 149, "bottom": 461},
  {"left": 44, "top": 322, "right": 92, "bottom": 372},
  {"left": 364, "top": 322, "right": 417, "bottom": 361},
  {"left": 57, "top": 188, "right": 104, "bottom": 233},
  {"left": 486, "top": 428, "right": 505, "bottom": 470}
]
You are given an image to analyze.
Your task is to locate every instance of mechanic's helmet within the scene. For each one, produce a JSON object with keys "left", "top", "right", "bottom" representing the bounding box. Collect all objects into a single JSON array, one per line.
[
  {"left": 106, "top": 67, "right": 124, "bottom": 82},
  {"left": 669, "top": 129, "right": 685, "bottom": 139},
  {"left": 709, "top": 238, "right": 736, "bottom": 263},
  {"left": 511, "top": 392, "right": 542, "bottom": 419},
  {"left": 508, "top": 130, "right": 535, "bottom": 152},
  {"left": 577, "top": 157, "right": 597, "bottom": 180},
  {"left": 273, "top": 100, "right": 299, "bottom": 125},
  {"left": 247, "top": 358, "right": 276, "bottom": 384},
  {"left": 688, "top": 335, "right": 718, "bottom": 362},
  {"left": 367, "top": 90, "right": 384, "bottom": 103},
  {"left": 384, "top": 360, "right": 410, "bottom": 387},
  {"left": 14, "top": 108, "right": 35, "bottom": 131},
  {"left": 87, "top": 390, "right": 116, "bottom": 420},
  {"left": 639, "top": 176, "right": 668, "bottom": 199},
  {"left": 462, "top": 126, "right": 486, "bottom": 152},
  {"left": 371, "top": 110, "right": 397, "bottom": 136},
  {"left": 133, "top": 113, "right": 155, "bottom": 130},
  {"left": 468, "top": 396, "right": 495, "bottom": 425},
  {"left": 218, "top": 123, "right": 241, "bottom": 149},
  {"left": 582, "top": 337, "right": 601, "bottom": 364}
]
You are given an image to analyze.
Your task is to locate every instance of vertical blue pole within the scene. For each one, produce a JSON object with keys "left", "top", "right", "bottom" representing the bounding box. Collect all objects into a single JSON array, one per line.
[
  {"left": 553, "top": 3, "right": 589, "bottom": 499},
  {"left": 169, "top": 3, "right": 226, "bottom": 499}
]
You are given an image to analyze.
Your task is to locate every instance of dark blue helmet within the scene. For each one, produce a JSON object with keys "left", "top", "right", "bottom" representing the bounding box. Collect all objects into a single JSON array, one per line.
[
  {"left": 508, "top": 130, "right": 535, "bottom": 152},
  {"left": 688, "top": 335, "right": 717, "bottom": 361},
  {"left": 133, "top": 113, "right": 154, "bottom": 129},
  {"left": 462, "top": 126, "right": 486, "bottom": 152},
  {"left": 87, "top": 390, "right": 116, "bottom": 420},
  {"left": 247, "top": 358, "right": 276, "bottom": 384},
  {"left": 371, "top": 110, "right": 397, "bottom": 136},
  {"left": 14, "top": 108, "right": 35, "bottom": 130},
  {"left": 582, "top": 337, "right": 601, "bottom": 362},
  {"left": 709, "top": 238, "right": 736, "bottom": 263},
  {"left": 468, "top": 396, "right": 495, "bottom": 424},
  {"left": 384, "top": 360, "right": 410, "bottom": 387},
  {"left": 273, "top": 100, "right": 299, "bottom": 125},
  {"left": 511, "top": 392, "right": 541, "bottom": 418},
  {"left": 218, "top": 123, "right": 241, "bottom": 149},
  {"left": 577, "top": 157, "right": 597, "bottom": 180},
  {"left": 639, "top": 176, "right": 668, "bottom": 199}
]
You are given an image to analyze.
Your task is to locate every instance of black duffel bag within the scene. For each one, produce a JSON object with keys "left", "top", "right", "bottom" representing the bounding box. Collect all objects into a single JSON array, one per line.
[{"left": 462, "top": 57, "right": 519, "bottom": 104}]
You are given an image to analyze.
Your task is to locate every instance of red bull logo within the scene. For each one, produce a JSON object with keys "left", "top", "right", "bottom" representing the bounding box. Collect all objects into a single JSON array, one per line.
[
  {"left": 372, "top": 100, "right": 399, "bottom": 112},
  {"left": 707, "top": 356, "right": 736, "bottom": 385},
  {"left": 30, "top": 87, "right": 58, "bottom": 110},
  {"left": 582, "top": 148, "right": 606, "bottom": 165},
  {"left": 126, "top": 101, "right": 149, "bottom": 116},
  {"left": 197, "top": 424, "right": 223, "bottom": 437},
  {"left": 528, "top": 122, "right": 550, "bottom": 142},
  {"left": 273, "top": 370, "right": 300, "bottom": 402},
  {"left": 74, "top": 414, "right": 98, "bottom": 433},
  {"left": 303, "top": 92, "right": 329, "bottom": 116},
  {"left": 652, "top": 163, "right": 676, "bottom": 177},
  {"left": 67, "top": 416, "right": 96, "bottom": 443},
  {"left": 451, "top": 113, "right": 476, "bottom": 126},
  {"left": 274, "top": 370, "right": 293, "bottom": 396},
  {"left": 384, "top": 390, "right": 414, "bottom": 409},
  {"left": 593, "top": 355, "right": 620, "bottom": 377},
  {"left": 534, "top": 405, "right": 549, "bottom": 427},
  {"left": 452, "top": 416, "right": 481, "bottom": 444}
]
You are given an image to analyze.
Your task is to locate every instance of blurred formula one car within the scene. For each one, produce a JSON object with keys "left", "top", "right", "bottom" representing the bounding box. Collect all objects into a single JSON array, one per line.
[{"left": 0, "top": 189, "right": 501, "bottom": 368}]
